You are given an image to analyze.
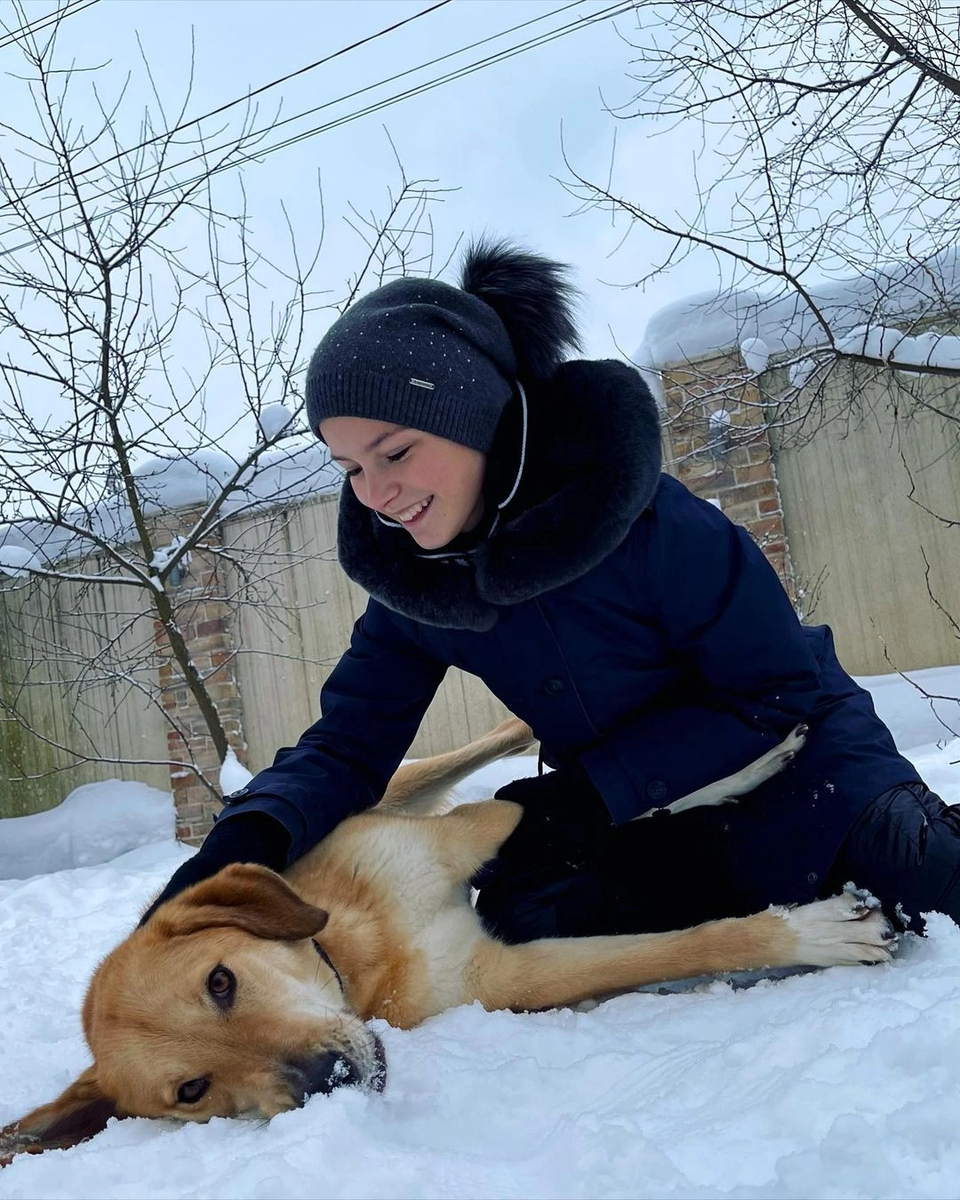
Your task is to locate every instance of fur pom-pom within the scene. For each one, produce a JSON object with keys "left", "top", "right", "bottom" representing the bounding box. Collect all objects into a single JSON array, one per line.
[{"left": 459, "top": 238, "right": 582, "bottom": 380}]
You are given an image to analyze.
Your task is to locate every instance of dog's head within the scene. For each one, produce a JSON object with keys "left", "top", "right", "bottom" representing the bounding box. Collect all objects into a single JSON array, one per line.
[{"left": 1, "top": 864, "right": 385, "bottom": 1160}]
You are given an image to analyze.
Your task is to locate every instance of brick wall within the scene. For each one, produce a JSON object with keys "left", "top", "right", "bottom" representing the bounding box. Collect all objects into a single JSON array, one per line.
[
  {"left": 153, "top": 517, "right": 246, "bottom": 845},
  {"left": 659, "top": 350, "right": 796, "bottom": 602}
]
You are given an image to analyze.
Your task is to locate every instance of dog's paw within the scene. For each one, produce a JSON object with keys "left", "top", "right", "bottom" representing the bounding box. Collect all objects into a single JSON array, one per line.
[
  {"left": 780, "top": 886, "right": 898, "bottom": 968},
  {"left": 745, "top": 723, "right": 808, "bottom": 788},
  {"left": 780, "top": 722, "right": 808, "bottom": 761}
]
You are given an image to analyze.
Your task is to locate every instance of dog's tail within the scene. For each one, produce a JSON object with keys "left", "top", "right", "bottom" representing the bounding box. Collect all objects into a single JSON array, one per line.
[{"left": 378, "top": 716, "right": 537, "bottom": 816}]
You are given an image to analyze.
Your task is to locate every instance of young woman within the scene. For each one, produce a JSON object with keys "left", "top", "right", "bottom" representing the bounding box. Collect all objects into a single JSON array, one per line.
[{"left": 145, "top": 240, "right": 959, "bottom": 938}]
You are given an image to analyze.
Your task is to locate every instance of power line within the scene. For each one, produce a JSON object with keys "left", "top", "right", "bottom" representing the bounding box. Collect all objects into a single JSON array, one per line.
[
  {"left": 0, "top": 0, "right": 453, "bottom": 216},
  {"left": 203, "top": 1, "right": 636, "bottom": 180},
  {"left": 0, "top": 0, "right": 100, "bottom": 52},
  {"left": 2, "top": 0, "right": 594, "bottom": 247},
  {"left": 3, "top": 0, "right": 586, "bottom": 226},
  {"left": 0, "top": 0, "right": 636, "bottom": 258}
]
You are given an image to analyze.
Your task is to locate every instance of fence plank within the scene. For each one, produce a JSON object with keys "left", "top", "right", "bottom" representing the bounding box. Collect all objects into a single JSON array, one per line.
[
  {"left": 0, "top": 570, "right": 170, "bottom": 817},
  {"left": 773, "top": 370, "right": 960, "bottom": 673}
]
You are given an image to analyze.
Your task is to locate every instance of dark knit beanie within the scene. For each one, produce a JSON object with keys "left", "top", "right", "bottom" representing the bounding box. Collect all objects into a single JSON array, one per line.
[{"left": 305, "top": 239, "right": 582, "bottom": 453}]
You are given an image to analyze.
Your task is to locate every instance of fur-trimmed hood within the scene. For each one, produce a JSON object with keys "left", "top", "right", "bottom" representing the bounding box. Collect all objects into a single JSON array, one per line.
[{"left": 337, "top": 358, "right": 662, "bottom": 630}]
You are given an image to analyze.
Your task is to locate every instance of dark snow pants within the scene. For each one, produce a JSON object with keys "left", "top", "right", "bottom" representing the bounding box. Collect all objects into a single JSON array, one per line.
[{"left": 474, "top": 773, "right": 960, "bottom": 944}]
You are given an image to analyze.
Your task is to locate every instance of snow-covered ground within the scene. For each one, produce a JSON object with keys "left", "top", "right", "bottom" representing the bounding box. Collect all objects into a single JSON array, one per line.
[{"left": 1, "top": 669, "right": 959, "bottom": 1199}]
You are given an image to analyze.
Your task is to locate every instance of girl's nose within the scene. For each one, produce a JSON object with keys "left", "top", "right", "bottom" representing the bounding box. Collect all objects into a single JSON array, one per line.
[{"left": 359, "top": 470, "right": 399, "bottom": 513}]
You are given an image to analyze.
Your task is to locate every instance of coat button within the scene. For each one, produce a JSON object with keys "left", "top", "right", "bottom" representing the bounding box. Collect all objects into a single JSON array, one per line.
[
  {"left": 807, "top": 871, "right": 818, "bottom": 885},
  {"left": 541, "top": 677, "right": 565, "bottom": 695},
  {"left": 226, "top": 786, "right": 249, "bottom": 801},
  {"left": 646, "top": 780, "right": 667, "bottom": 801}
]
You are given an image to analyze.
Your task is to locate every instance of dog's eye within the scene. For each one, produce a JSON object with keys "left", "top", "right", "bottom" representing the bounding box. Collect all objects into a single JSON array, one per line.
[
  {"left": 207, "top": 966, "right": 235, "bottom": 1006},
  {"left": 177, "top": 1077, "right": 210, "bottom": 1105}
]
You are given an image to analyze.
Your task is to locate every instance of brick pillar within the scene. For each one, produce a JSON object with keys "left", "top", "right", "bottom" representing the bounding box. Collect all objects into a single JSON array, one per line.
[
  {"left": 154, "top": 516, "right": 246, "bottom": 845},
  {"left": 660, "top": 351, "right": 796, "bottom": 604}
]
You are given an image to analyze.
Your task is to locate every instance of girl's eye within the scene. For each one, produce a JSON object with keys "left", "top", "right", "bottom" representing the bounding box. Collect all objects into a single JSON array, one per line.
[
  {"left": 344, "top": 466, "right": 361, "bottom": 479},
  {"left": 386, "top": 447, "right": 409, "bottom": 464}
]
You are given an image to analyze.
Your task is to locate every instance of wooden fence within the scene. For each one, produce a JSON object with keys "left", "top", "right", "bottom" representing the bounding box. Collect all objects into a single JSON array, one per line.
[
  {"left": 222, "top": 496, "right": 509, "bottom": 777},
  {"left": 3, "top": 360, "right": 958, "bottom": 820}
]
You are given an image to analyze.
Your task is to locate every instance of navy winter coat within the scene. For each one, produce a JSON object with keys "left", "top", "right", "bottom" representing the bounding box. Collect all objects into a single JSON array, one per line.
[{"left": 220, "top": 360, "right": 922, "bottom": 908}]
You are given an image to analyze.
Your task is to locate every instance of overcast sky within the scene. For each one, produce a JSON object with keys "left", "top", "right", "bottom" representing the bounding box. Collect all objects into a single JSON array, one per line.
[{"left": 1, "top": 0, "right": 721, "bottom": 363}]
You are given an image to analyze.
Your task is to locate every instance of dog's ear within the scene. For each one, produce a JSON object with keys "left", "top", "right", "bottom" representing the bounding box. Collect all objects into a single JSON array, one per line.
[
  {"left": 150, "top": 863, "right": 329, "bottom": 941},
  {"left": 0, "top": 1066, "right": 117, "bottom": 1163}
]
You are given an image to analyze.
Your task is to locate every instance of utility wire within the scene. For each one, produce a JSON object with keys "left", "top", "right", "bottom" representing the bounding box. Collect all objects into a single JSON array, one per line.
[
  {"left": 0, "top": 0, "right": 453, "bottom": 216},
  {"left": 200, "top": 1, "right": 635, "bottom": 181},
  {"left": 0, "top": 0, "right": 636, "bottom": 258},
  {"left": 0, "top": 0, "right": 100, "bottom": 51},
  {"left": 4, "top": 0, "right": 588, "bottom": 226}
]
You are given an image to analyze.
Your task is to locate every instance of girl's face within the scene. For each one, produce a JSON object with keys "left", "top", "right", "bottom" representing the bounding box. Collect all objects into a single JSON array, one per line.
[{"left": 321, "top": 416, "right": 487, "bottom": 550}]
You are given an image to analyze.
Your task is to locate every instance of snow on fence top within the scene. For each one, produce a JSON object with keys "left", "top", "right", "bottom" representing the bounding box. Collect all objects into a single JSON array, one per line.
[
  {"left": 635, "top": 245, "right": 960, "bottom": 387},
  {"left": 0, "top": 433, "right": 342, "bottom": 570}
]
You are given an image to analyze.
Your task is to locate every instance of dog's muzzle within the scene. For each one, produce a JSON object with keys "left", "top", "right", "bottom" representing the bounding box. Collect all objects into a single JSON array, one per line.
[{"left": 284, "top": 1033, "right": 386, "bottom": 1105}]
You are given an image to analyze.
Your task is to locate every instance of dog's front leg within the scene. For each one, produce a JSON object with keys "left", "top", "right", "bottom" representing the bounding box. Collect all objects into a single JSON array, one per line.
[{"left": 467, "top": 889, "right": 895, "bottom": 1012}]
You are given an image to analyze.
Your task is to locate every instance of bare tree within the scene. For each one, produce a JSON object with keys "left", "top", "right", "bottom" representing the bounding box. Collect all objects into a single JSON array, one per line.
[
  {"left": 562, "top": 1, "right": 960, "bottom": 717},
  {"left": 0, "top": 17, "right": 440, "bottom": 815},
  {"left": 567, "top": 1, "right": 960, "bottom": 420}
]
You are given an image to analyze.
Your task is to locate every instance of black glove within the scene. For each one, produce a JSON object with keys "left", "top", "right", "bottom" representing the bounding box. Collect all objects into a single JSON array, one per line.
[
  {"left": 473, "top": 764, "right": 613, "bottom": 940},
  {"left": 492, "top": 763, "right": 613, "bottom": 871},
  {"left": 139, "top": 811, "right": 291, "bottom": 926}
]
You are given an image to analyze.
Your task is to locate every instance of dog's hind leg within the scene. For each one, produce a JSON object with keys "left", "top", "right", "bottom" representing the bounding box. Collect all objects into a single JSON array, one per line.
[
  {"left": 634, "top": 724, "right": 808, "bottom": 819},
  {"left": 468, "top": 890, "right": 896, "bottom": 1012},
  {"left": 379, "top": 718, "right": 535, "bottom": 815}
]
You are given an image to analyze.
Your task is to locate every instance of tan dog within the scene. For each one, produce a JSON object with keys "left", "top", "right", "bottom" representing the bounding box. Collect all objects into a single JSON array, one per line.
[{"left": 2, "top": 718, "right": 896, "bottom": 1159}]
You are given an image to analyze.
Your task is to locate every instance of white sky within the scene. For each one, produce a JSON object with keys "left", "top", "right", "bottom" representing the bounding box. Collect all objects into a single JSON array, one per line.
[{"left": 0, "top": 0, "right": 719, "bottom": 365}]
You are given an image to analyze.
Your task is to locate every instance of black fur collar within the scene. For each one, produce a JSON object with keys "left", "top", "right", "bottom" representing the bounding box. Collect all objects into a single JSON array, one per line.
[{"left": 336, "top": 359, "right": 662, "bottom": 631}]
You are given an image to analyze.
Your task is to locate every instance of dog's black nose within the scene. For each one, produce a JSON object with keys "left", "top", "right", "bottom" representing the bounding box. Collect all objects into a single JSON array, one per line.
[{"left": 289, "top": 1052, "right": 363, "bottom": 1102}]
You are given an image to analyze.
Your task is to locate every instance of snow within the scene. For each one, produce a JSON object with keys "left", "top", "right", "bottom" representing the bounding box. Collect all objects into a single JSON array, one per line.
[
  {"left": 133, "top": 450, "right": 238, "bottom": 510},
  {"left": 1, "top": 667, "right": 959, "bottom": 1198},
  {"left": 258, "top": 404, "right": 296, "bottom": 442},
  {"left": 857, "top": 665, "right": 960, "bottom": 754},
  {"left": 149, "top": 536, "right": 190, "bottom": 575},
  {"left": 707, "top": 407, "right": 732, "bottom": 443},
  {"left": 0, "top": 780, "right": 173, "bottom": 881},
  {"left": 219, "top": 746, "right": 254, "bottom": 796},
  {"left": 789, "top": 355, "right": 821, "bottom": 389},
  {"left": 637, "top": 244, "right": 960, "bottom": 378},
  {"left": 0, "top": 438, "right": 343, "bottom": 569},
  {"left": 889, "top": 331, "right": 960, "bottom": 371},
  {"left": 835, "top": 325, "right": 960, "bottom": 371},
  {"left": 0, "top": 545, "right": 41, "bottom": 577},
  {"left": 739, "top": 337, "right": 770, "bottom": 374}
]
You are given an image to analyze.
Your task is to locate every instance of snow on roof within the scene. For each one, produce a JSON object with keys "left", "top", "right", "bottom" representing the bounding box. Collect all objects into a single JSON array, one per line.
[
  {"left": 637, "top": 245, "right": 960, "bottom": 374},
  {"left": 0, "top": 435, "right": 343, "bottom": 568},
  {"left": 0, "top": 544, "right": 42, "bottom": 576}
]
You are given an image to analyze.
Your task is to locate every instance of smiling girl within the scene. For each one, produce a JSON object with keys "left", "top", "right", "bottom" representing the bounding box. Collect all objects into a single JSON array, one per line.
[{"left": 144, "top": 240, "right": 959, "bottom": 940}]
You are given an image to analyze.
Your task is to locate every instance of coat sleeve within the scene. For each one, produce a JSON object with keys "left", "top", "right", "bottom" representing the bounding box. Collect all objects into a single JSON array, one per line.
[
  {"left": 580, "top": 483, "right": 822, "bottom": 824},
  {"left": 215, "top": 599, "right": 447, "bottom": 861}
]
